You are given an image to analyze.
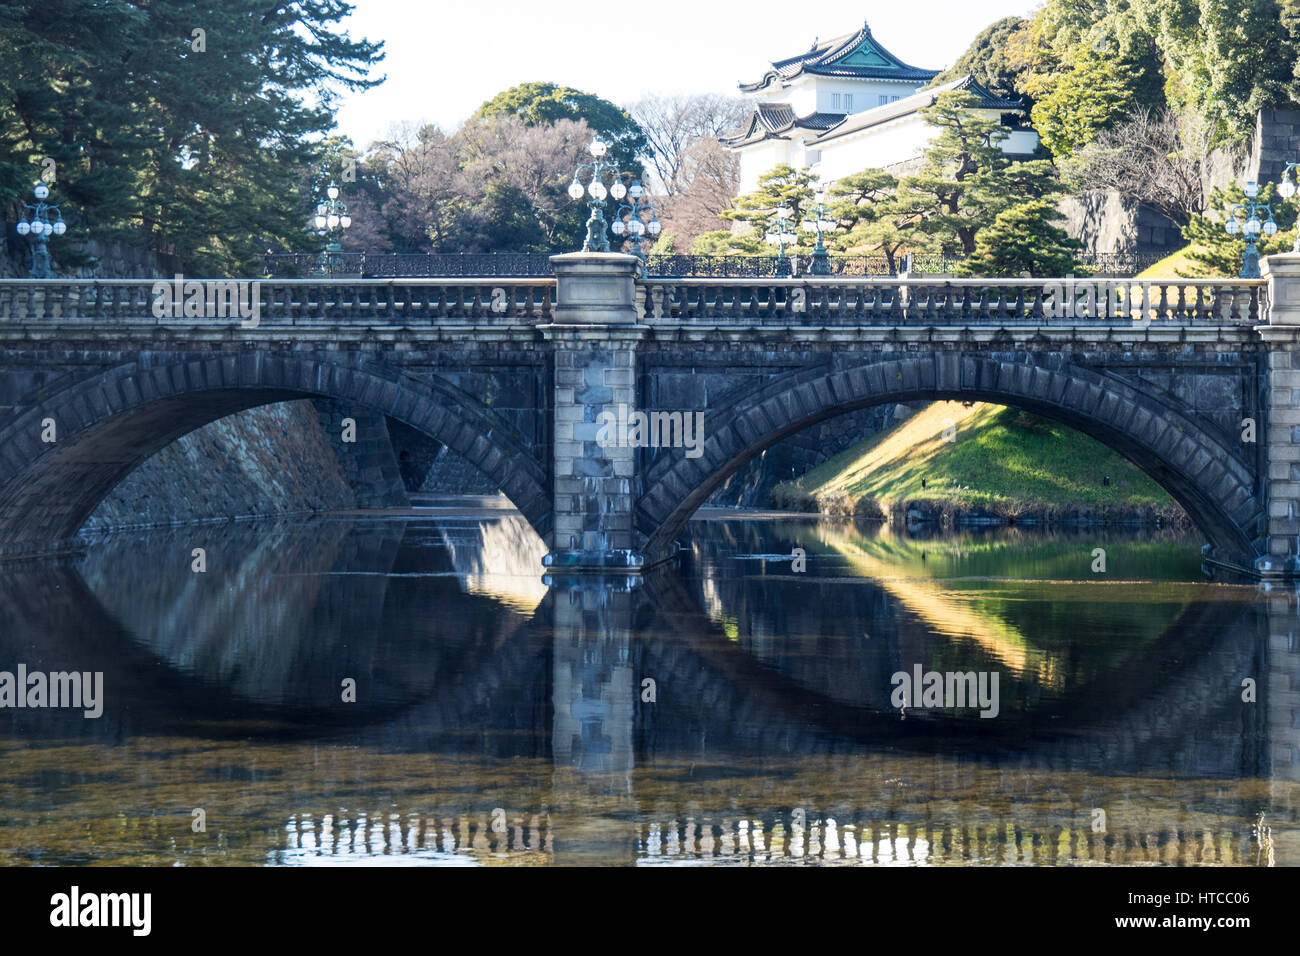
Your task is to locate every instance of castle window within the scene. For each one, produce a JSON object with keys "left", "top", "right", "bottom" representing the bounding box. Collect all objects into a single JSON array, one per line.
[
  {"left": 831, "top": 93, "right": 841, "bottom": 110},
  {"left": 844, "top": 94, "right": 853, "bottom": 111}
]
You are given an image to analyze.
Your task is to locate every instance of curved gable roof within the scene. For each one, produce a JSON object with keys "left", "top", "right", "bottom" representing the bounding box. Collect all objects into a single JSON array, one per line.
[
  {"left": 809, "top": 75, "right": 1025, "bottom": 146},
  {"left": 719, "top": 103, "right": 850, "bottom": 147},
  {"left": 741, "top": 20, "right": 940, "bottom": 92}
]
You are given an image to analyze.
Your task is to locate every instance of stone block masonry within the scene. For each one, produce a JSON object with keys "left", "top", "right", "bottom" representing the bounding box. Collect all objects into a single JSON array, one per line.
[
  {"left": 83, "top": 400, "right": 356, "bottom": 531},
  {"left": 541, "top": 254, "right": 646, "bottom": 569},
  {"left": 310, "top": 399, "right": 409, "bottom": 509}
]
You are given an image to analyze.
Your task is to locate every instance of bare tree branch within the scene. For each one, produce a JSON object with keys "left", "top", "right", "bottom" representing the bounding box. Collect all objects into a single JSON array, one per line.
[{"left": 1063, "top": 106, "right": 1210, "bottom": 225}]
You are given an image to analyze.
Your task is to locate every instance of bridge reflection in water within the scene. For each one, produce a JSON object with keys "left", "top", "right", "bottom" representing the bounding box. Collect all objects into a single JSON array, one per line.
[{"left": 0, "top": 513, "right": 1293, "bottom": 866}]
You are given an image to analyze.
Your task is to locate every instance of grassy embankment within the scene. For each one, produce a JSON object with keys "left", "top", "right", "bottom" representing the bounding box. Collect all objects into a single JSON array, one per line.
[{"left": 770, "top": 401, "right": 1186, "bottom": 526}]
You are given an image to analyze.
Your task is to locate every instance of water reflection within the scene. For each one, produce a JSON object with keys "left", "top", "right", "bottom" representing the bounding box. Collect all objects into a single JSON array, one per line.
[{"left": 0, "top": 513, "right": 1294, "bottom": 866}]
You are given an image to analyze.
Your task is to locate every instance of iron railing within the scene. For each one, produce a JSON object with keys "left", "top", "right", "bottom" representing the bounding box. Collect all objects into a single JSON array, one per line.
[{"left": 262, "top": 250, "right": 1171, "bottom": 280}]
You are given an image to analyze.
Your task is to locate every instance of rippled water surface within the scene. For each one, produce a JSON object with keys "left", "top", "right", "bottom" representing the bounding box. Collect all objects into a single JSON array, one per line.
[{"left": 0, "top": 512, "right": 1294, "bottom": 866}]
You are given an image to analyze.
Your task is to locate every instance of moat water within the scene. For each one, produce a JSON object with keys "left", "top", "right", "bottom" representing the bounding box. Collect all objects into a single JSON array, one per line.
[{"left": 0, "top": 511, "right": 1294, "bottom": 865}]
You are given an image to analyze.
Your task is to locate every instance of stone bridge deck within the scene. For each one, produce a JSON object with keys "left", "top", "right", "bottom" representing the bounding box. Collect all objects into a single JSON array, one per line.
[{"left": 0, "top": 257, "right": 1297, "bottom": 576}]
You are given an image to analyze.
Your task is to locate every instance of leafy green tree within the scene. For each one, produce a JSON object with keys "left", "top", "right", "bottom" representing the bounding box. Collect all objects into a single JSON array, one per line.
[
  {"left": 1015, "top": 0, "right": 1297, "bottom": 150},
  {"left": 930, "top": 17, "right": 1033, "bottom": 102},
  {"left": 1139, "top": 0, "right": 1300, "bottom": 143},
  {"left": 472, "top": 82, "right": 648, "bottom": 249},
  {"left": 1010, "top": 0, "right": 1165, "bottom": 157},
  {"left": 1029, "top": 56, "right": 1143, "bottom": 159},
  {"left": 473, "top": 82, "right": 647, "bottom": 171},
  {"left": 1182, "top": 183, "right": 1299, "bottom": 276},
  {"left": 956, "top": 200, "right": 1082, "bottom": 276}
]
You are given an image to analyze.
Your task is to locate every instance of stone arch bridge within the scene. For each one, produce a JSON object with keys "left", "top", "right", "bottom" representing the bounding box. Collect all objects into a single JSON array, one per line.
[{"left": 1, "top": 254, "right": 1298, "bottom": 576}]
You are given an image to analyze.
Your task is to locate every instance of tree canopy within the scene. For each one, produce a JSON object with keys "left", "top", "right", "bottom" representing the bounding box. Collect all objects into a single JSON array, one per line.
[
  {"left": 0, "top": 0, "right": 385, "bottom": 275},
  {"left": 473, "top": 82, "right": 647, "bottom": 173},
  {"left": 929, "top": 17, "right": 1031, "bottom": 102}
]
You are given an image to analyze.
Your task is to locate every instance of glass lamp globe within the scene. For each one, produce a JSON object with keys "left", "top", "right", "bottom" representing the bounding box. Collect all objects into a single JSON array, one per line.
[
  {"left": 327, "top": 214, "right": 340, "bottom": 229},
  {"left": 33, "top": 183, "right": 49, "bottom": 200},
  {"left": 1264, "top": 219, "right": 1279, "bottom": 236},
  {"left": 314, "top": 215, "right": 327, "bottom": 230},
  {"left": 30, "top": 221, "right": 45, "bottom": 236},
  {"left": 589, "top": 140, "right": 608, "bottom": 158},
  {"left": 1245, "top": 181, "right": 1260, "bottom": 199},
  {"left": 340, "top": 215, "right": 352, "bottom": 229},
  {"left": 1245, "top": 217, "right": 1262, "bottom": 235},
  {"left": 1281, "top": 179, "right": 1298, "bottom": 199},
  {"left": 611, "top": 220, "right": 626, "bottom": 235},
  {"left": 629, "top": 220, "right": 644, "bottom": 236},
  {"left": 629, "top": 182, "right": 643, "bottom": 199},
  {"left": 1225, "top": 219, "right": 1241, "bottom": 235},
  {"left": 52, "top": 220, "right": 66, "bottom": 235},
  {"left": 801, "top": 220, "right": 815, "bottom": 232},
  {"left": 16, "top": 221, "right": 30, "bottom": 236},
  {"left": 568, "top": 181, "right": 585, "bottom": 200},
  {"left": 588, "top": 181, "right": 607, "bottom": 201},
  {"left": 648, "top": 219, "right": 661, "bottom": 236},
  {"left": 777, "top": 205, "right": 792, "bottom": 220},
  {"left": 610, "top": 182, "right": 627, "bottom": 200},
  {"left": 327, "top": 185, "right": 340, "bottom": 200}
]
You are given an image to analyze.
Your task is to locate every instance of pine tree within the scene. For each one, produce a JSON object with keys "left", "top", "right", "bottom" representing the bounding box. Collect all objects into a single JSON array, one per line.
[
  {"left": 1182, "top": 183, "right": 1299, "bottom": 277},
  {"left": 0, "top": 0, "right": 384, "bottom": 275},
  {"left": 956, "top": 200, "right": 1082, "bottom": 276},
  {"left": 694, "top": 163, "right": 818, "bottom": 255},
  {"left": 896, "top": 91, "right": 1060, "bottom": 257}
]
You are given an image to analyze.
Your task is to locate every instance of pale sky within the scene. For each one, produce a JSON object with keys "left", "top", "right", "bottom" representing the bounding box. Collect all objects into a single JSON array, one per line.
[{"left": 332, "top": 0, "right": 1043, "bottom": 148}]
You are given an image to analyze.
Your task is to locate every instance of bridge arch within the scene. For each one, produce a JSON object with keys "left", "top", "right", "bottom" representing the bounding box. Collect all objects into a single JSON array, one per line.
[
  {"left": 637, "top": 353, "right": 1263, "bottom": 566},
  {"left": 0, "top": 351, "right": 551, "bottom": 555}
]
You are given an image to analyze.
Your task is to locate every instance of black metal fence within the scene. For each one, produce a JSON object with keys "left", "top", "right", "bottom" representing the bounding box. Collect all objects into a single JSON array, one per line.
[{"left": 263, "top": 250, "right": 1171, "bottom": 280}]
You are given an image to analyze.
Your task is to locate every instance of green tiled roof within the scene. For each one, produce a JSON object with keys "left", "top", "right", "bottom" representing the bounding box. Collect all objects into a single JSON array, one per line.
[{"left": 740, "top": 20, "right": 940, "bottom": 92}]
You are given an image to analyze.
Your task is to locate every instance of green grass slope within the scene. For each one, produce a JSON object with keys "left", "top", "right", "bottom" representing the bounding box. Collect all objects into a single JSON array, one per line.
[{"left": 771, "top": 402, "right": 1184, "bottom": 523}]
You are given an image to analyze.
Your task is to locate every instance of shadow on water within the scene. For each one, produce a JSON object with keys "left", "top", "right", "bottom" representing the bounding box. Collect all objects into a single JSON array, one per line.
[{"left": 0, "top": 512, "right": 1293, "bottom": 865}]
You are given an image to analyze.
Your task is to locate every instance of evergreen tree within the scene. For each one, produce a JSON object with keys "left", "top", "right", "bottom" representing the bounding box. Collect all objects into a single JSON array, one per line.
[
  {"left": 694, "top": 163, "right": 817, "bottom": 255},
  {"left": 0, "top": 0, "right": 384, "bottom": 275},
  {"left": 896, "top": 91, "right": 1060, "bottom": 257},
  {"left": 1182, "top": 183, "right": 1299, "bottom": 276},
  {"left": 956, "top": 200, "right": 1082, "bottom": 276},
  {"left": 824, "top": 169, "right": 920, "bottom": 272},
  {"left": 472, "top": 82, "right": 648, "bottom": 250},
  {"left": 930, "top": 17, "right": 1033, "bottom": 103},
  {"left": 473, "top": 82, "right": 647, "bottom": 172}
]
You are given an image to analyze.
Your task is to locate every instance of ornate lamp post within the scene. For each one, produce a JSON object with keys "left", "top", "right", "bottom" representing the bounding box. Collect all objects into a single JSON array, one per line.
[
  {"left": 15, "top": 181, "right": 66, "bottom": 279},
  {"left": 764, "top": 204, "right": 797, "bottom": 278},
  {"left": 1224, "top": 180, "right": 1277, "bottom": 278},
  {"left": 801, "top": 187, "right": 836, "bottom": 276},
  {"left": 610, "top": 180, "right": 662, "bottom": 262},
  {"left": 568, "top": 139, "right": 624, "bottom": 253},
  {"left": 312, "top": 181, "right": 351, "bottom": 275},
  {"left": 1277, "top": 163, "right": 1300, "bottom": 253}
]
